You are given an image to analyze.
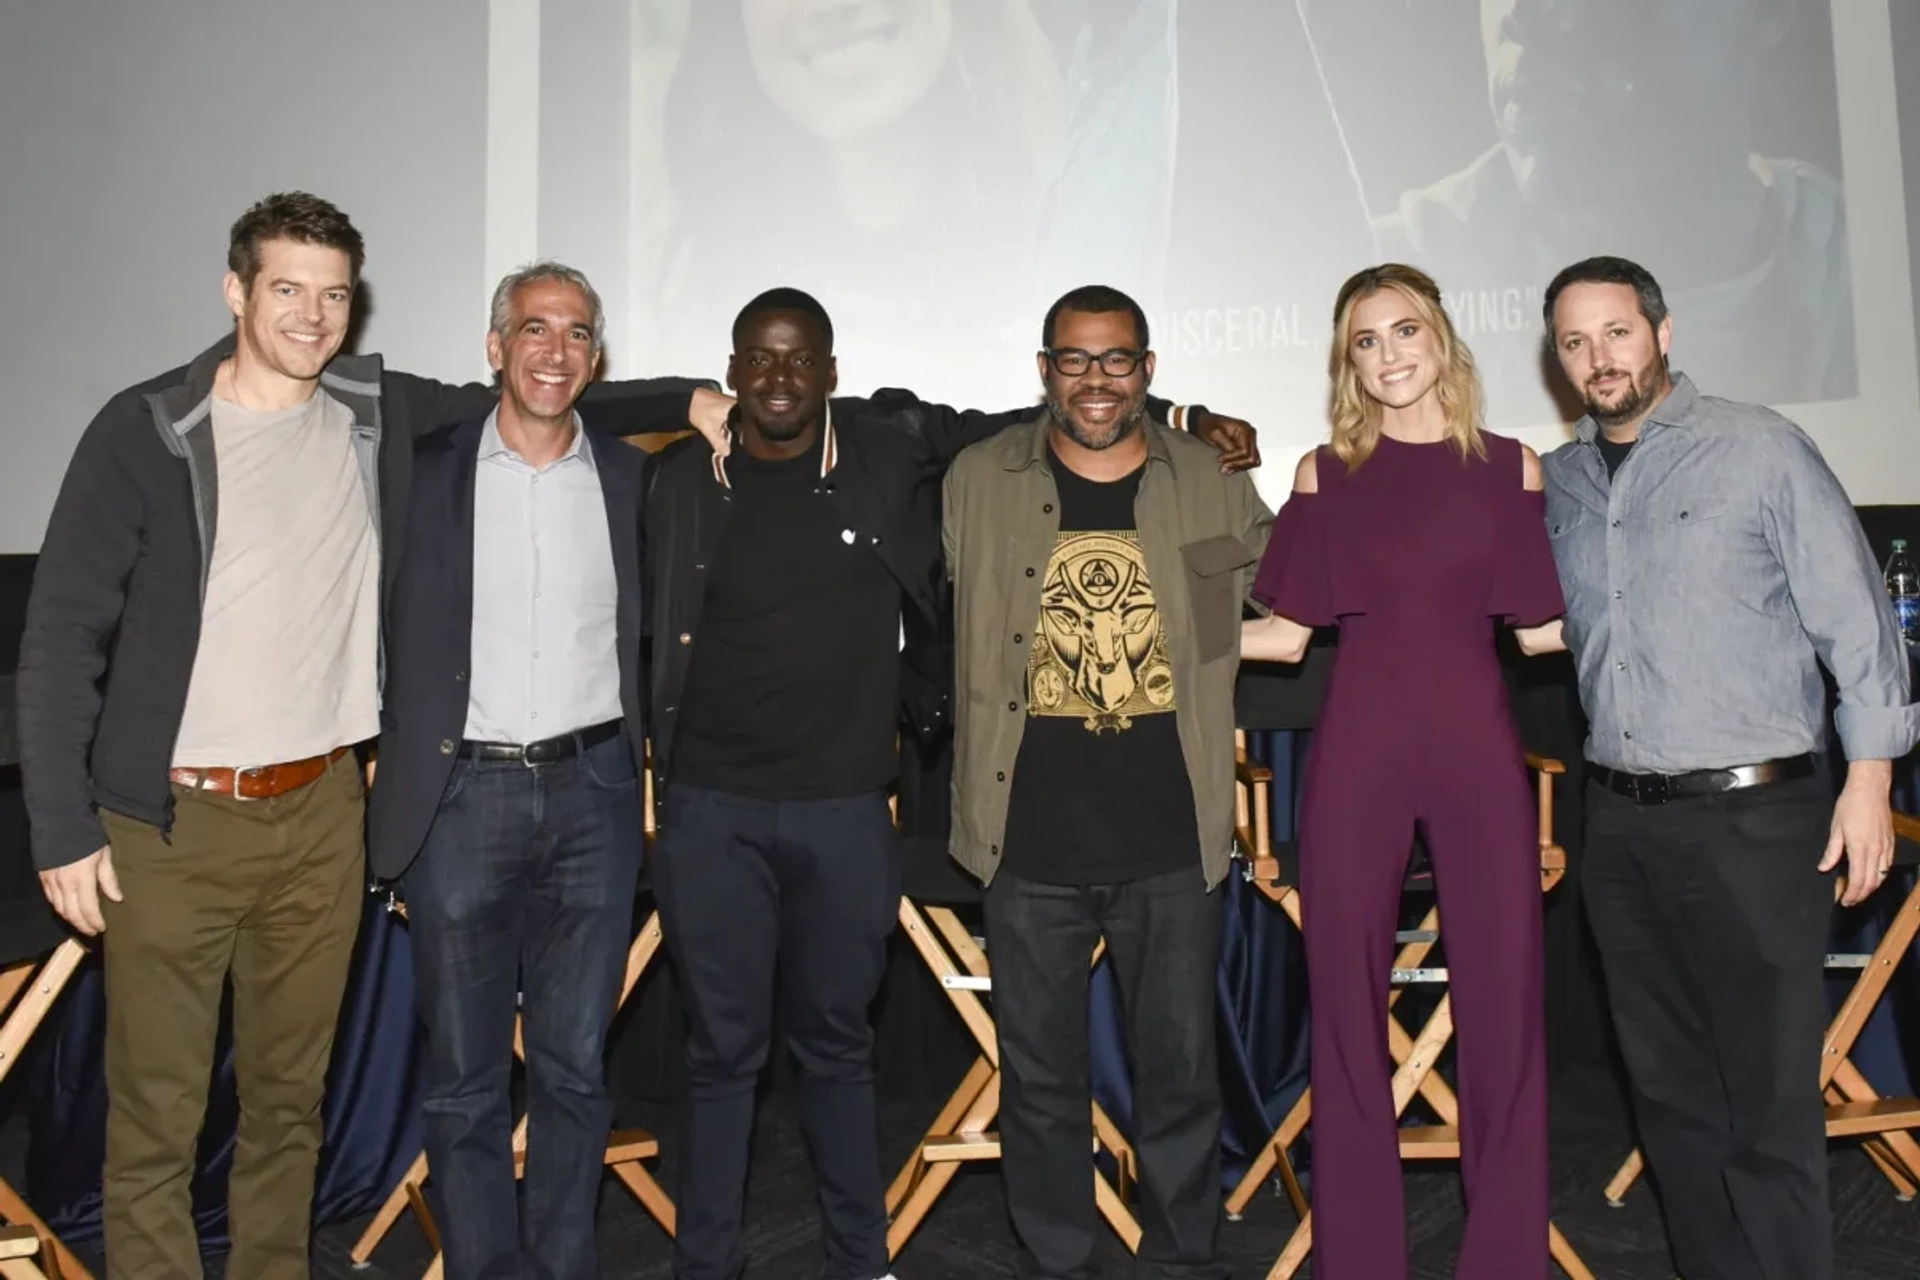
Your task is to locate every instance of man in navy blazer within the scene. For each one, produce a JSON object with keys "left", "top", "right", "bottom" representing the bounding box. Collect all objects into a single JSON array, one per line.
[{"left": 367, "top": 262, "right": 667, "bottom": 1280}]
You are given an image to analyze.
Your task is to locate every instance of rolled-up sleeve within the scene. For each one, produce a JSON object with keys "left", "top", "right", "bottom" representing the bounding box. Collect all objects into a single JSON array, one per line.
[{"left": 1763, "top": 426, "right": 1920, "bottom": 760}]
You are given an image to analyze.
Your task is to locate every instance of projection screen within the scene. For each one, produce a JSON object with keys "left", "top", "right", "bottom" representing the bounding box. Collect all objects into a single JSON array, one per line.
[
  {"left": 1, "top": 0, "right": 1917, "bottom": 551},
  {"left": 500, "top": 0, "right": 1920, "bottom": 514}
]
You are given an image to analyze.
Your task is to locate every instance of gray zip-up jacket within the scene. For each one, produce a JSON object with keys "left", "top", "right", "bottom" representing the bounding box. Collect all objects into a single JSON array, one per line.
[{"left": 17, "top": 333, "right": 709, "bottom": 870}]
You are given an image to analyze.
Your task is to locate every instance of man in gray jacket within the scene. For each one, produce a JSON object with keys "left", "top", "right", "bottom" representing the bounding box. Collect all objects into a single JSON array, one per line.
[{"left": 18, "top": 191, "right": 717, "bottom": 1278}]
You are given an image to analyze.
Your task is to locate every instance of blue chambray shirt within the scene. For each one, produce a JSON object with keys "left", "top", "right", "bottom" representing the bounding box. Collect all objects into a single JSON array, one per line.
[{"left": 1541, "top": 373, "right": 1918, "bottom": 773}]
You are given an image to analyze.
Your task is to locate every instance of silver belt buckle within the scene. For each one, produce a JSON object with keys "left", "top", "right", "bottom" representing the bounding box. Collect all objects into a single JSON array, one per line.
[{"left": 232, "top": 763, "right": 266, "bottom": 801}]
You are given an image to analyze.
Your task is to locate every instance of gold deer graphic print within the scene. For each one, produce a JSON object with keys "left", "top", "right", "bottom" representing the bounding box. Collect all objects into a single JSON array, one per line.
[{"left": 1027, "top": 531, "right": 1177, "bottom": 733}]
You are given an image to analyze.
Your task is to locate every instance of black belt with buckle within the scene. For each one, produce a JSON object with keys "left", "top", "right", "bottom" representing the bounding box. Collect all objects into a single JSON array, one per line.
[
  {"left": 462, "top": 719, "right": 624, "bottom": 765},
  {"left": 1587, "top": 753, "right": 1816, "bottom": 805}
]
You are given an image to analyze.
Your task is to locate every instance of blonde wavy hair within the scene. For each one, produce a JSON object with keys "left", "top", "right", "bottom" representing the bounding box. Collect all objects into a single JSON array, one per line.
[{"left": 1327, "top": 263, "right": 1486, "bottom": 468}]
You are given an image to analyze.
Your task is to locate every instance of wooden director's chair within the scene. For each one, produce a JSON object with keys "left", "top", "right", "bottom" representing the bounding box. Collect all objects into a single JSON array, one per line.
[
  {"left": 0, "top": 1225, "right": 55, "bottom": 1280},
  {"left": 883, "top": 835, "right": 1145, "bottom": 1259},
  {"left": 0, "top": 922, "right": 91, "bottom": 1280},
  {"left": 350, "top": 753, "right": 676, "bottom": 1277},
  {"left": 1599, "top": 809, "right": 1920, "bottom": 1208},
  {"left": 1228, "top": 731, "right": 1596, "bottom": 1280}
]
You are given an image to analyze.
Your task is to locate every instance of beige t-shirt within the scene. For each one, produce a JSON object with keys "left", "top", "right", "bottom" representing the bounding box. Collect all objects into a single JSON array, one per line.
[{"left": 171, "top": 389, "right": 381, "bottom": 767}]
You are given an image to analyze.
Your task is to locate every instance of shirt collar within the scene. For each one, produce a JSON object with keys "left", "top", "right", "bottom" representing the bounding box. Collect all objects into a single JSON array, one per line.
[
  {"left": 712, "top": 402, "right": 836, "bottom": 490},
  {"left": 1009, "top": 409, "right": 1172, "bottom": 472},
  {"left": 1573, "top": 371, "right": 1700, "bottom": 446},
  {"left": 478, "top": 407, "right": 593, "bottom": 471}
]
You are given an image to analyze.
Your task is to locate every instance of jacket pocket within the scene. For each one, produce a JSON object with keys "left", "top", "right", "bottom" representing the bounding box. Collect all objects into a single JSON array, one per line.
[{"left": 1182, "top": 535, "right": 1257, "bottom": 663}]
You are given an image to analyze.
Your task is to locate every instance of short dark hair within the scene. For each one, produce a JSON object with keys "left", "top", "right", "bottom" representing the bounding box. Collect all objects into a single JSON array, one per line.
[
  {"left": 733, "top": 287, "right": 834, "bottom": 352},
  {"left": 227, "top": 192, "right": 366, "bottom": 291},
  {"left": 1542, "top": 256, "right": 1668, "bottom": 339},
  {"left": 1043, "top": 285, "right": 1149, "bottom": 351}
]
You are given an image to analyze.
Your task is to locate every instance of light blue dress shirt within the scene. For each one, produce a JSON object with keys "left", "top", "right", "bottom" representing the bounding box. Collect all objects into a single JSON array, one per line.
[{"left": 464, "top": 411, "right": 622, "bottom": 744}]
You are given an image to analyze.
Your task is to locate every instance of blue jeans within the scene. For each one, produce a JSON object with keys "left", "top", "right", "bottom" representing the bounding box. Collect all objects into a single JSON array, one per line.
[
  {"left": 403, "top": 733, "right": 644, "bottom": 1280},
  {"left": 652, "top": 785, "right": 900, "bottom": 1280}
]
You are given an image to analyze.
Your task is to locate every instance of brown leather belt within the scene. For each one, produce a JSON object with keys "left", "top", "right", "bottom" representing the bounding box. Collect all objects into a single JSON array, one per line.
[
  {"left": 1587, "top": 753, "right": 1816, "bottom": 805},
  {"left": 170, "top": 746, "right": 352, "bottom": 800}
]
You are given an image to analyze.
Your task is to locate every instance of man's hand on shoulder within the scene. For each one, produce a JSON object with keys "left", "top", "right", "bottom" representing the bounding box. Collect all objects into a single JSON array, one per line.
[
  {"left": 1192, "top": 410, "right": 1260, "bottom": 473},
  {"left": 690, "top": 388, "right": 735, "bottom": 457},
  {"left": 40, "top": 844, "right": 122, "bottom": 936}
]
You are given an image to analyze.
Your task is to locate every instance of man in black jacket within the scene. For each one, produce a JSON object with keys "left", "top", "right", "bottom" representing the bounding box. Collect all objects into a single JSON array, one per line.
[
  {"left": 643, "top": 287, "right": 1254, "bottom": 1280},
  {"left": 365, "top": 261, "right": 659, "bottom": 1280},
  {"left": 16, "top": 193, "right": 717, "bottom": 1280}
]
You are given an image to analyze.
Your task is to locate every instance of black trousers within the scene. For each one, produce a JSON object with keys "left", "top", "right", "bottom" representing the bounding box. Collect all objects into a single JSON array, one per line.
[
  {"left": 652, "top": 785, "right": 901, "bottom": 1280},
  {"left": 984, "top": 868, "right": 1228, "bottom": 1280},
  {"left": 1582, "top": 775, "right": 1834, "bottom": 1280}
]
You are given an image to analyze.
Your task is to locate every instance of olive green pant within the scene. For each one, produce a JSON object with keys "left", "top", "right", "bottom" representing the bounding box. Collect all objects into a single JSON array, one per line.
[{"left": 97, "top": 751, "right": 365, "bottom": 1280}]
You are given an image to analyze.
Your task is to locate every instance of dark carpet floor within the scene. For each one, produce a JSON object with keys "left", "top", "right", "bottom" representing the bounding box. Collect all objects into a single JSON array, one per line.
[{"left": 26, "top": 1062, "right": 1918, "bottom": 1279}]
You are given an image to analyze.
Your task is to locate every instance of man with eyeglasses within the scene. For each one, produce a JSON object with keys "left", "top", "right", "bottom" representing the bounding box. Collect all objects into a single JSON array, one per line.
[
  {"left": 943, "top": 284, "right": 1272, "bottom": 1279},
  {"left": 642, "top": 286, "right": 1256, "bottom": 1280}
]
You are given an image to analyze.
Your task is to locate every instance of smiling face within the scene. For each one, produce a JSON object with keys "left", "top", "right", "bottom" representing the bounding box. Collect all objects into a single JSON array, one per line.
[
  {"left": 1343, "top": 285, "right": 1444, "bottom": 413},
  {"left": 742, "top": 0, "right": 953, "bottom": 140},
  {"left": 223, "top": 237, "right": 354, "bottom": 389},
  {"left": 1039, "top": 308, "right": 1155, "bottom": 453},
  {"left": 729, "top": 308, "right": 837, "bottom": 444},
  {"left": 486, "top": 277, "right": 601, "bottom": 428}
]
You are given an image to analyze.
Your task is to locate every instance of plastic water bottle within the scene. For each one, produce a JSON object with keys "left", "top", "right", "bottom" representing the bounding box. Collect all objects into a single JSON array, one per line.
[{"left": 1886, "top": 539, "right": 1920, "bottom": 646}]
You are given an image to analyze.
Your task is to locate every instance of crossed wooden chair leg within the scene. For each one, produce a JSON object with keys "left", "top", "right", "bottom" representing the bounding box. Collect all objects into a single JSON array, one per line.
[
  {"left": 0, "top": 1223, "right": 54, "bottom": 1280},
  {"left": 348, "top": 911, "right": 674, "bottom": 1275},
  {"left": 885, "top": 897, "right": 1143, "bottom": 1259},
  {"left": 0, "top": 938, "right": 92, "bottom": 1280},
  {"left": 1602, "top": 836, "right": 1920, "bottom": 1209}
]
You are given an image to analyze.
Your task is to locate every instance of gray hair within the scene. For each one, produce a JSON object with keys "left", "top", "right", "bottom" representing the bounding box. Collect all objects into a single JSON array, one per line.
[{"left": 489, "top": 261, "right": 606, "bottom": 352}]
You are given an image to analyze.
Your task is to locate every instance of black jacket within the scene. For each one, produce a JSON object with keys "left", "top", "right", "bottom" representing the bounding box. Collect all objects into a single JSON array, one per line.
[
  {"left": 640, "top": 391, "right": 1182, "bottom": 781},
  {"left": 17, "top": 333, "right": 706, "bottom": 870},
  {"left": 365, "top": 418, "right": 650, "bottom": 881}
]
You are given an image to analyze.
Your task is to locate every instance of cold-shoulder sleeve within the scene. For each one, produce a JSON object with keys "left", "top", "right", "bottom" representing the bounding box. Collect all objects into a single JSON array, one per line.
[
  {"left": 1490, "top": 485, "right": 1566, "bottom": 626},
  {"left": 1251, "top": 491, "right": 1348, "bottom": 625}
]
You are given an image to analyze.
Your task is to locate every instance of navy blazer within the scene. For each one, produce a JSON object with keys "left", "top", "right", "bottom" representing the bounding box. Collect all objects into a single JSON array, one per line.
[{"left": 366, "top": 415, "right": 649, "bottom": 881}]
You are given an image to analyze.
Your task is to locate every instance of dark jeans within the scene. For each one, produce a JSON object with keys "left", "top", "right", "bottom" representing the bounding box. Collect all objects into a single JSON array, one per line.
[
  {"left": 652, "top": 785, "right": 900, "bottom": 1280},
  {"left": 983, "top": 868, "right": 1227, "bottom": 1280},
  {"left": 1582, "top": 774, "right": 1834, "bottom": 1280},
  {"left": 403, "top": 733, "right": 644, "bottom": 1280}
]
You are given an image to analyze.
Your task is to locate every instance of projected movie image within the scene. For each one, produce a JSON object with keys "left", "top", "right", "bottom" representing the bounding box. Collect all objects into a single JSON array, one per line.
[
  {"left": 625, "top": 0, "right": 1183, "bottom": 399},
  {"left": 1359, "top": 0, "right": 1856, "bottom": 425},
  {"left": 557, "top": 0, "right": 1857, "bottom": 476}
]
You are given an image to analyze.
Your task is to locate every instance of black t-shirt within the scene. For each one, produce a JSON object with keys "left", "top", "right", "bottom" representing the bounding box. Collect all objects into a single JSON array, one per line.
[
  {"left": 1001, "top": 448, "right": 1201, "bottom": 884},
  {"left": 672, "top": 438, "right": 902, "bottom": 799},
  {"left": 1595, "top": 435, "right": 1634, "bottom": 480}
]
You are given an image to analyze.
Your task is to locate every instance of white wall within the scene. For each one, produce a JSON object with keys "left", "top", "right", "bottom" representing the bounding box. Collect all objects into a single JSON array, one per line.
[{"left": 0, "top": 0, "right": 490, "bottom": 552}]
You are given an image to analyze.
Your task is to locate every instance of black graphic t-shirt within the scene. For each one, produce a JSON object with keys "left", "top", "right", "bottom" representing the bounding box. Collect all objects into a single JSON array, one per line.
[{"left": 1001, "top": 447, "right": 1201, "bottom": 885}]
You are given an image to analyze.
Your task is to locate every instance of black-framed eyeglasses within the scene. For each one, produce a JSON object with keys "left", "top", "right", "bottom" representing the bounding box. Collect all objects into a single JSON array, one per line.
[{"left": 1043, "top": 347, "right": 1147, "bottom": 377}]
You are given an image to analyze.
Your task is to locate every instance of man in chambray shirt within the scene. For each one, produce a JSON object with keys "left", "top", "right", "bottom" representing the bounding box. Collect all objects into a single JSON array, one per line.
[{"left": 1538, "top": 255, "right": 1918, "bottom": 1280}]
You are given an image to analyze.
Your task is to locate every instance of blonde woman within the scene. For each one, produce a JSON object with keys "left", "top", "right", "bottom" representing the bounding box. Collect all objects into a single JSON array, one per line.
[{"left": 1241, "top": 264, "right": 1565, "bottom": 1279}]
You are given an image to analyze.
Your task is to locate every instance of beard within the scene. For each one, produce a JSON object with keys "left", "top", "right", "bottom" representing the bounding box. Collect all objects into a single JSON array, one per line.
[
  {"left": 1583, "top": 349, "right": 1670, "bottom": 429},
  {"left": 1045, "top": 387, "right": 1149, "bottom": 452}
]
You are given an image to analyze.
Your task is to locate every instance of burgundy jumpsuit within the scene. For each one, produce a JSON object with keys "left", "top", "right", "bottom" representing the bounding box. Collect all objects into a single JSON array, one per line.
[{"left": 1251, "top": 431, "right": 1565, "bottom": 1279}]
